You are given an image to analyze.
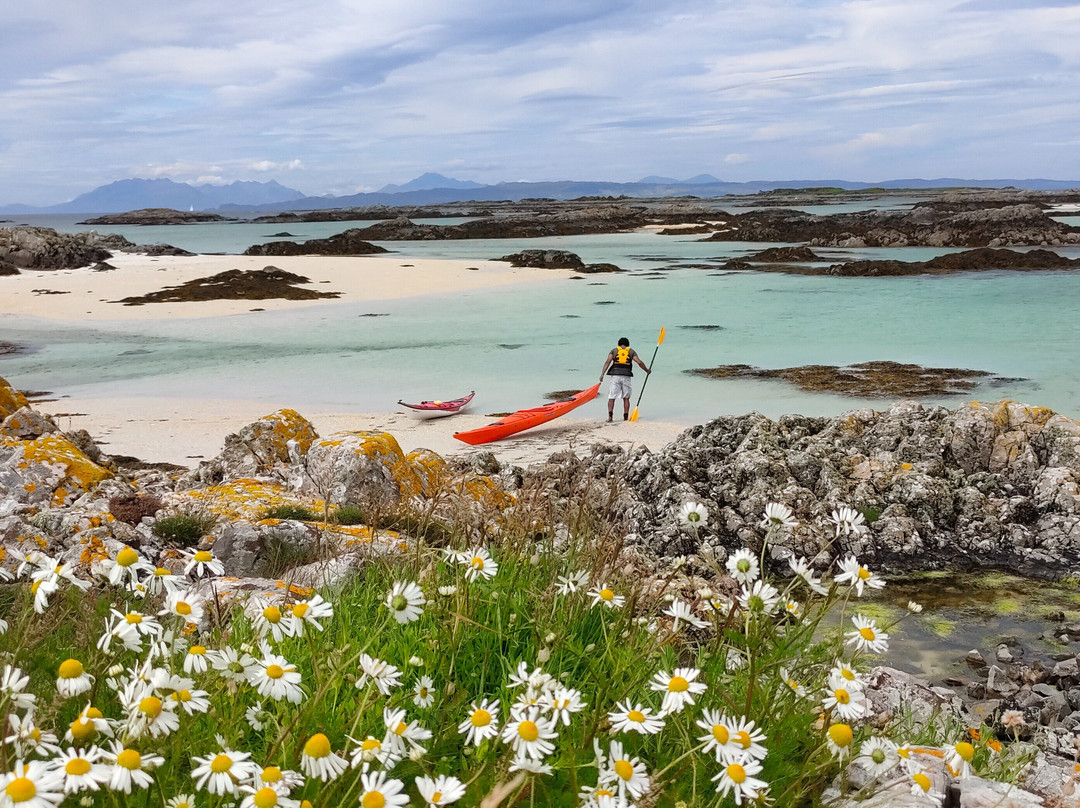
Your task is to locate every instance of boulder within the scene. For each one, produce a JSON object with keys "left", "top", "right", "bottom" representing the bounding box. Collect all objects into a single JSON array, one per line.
[
  {"left": 300, "top": 431, "right": 421, "bottom": 508},
  {"left": 1, "top": 407, "right": 60, "bottom": 441},
  {"left": 0, "top": 376, "right": 29, "bottom": 421},
  {"left": 181, "top": 409, "right": 318, "bottom": 486},
  {"left": 0, "top": 433, "right": 112, "bottom": 507}
]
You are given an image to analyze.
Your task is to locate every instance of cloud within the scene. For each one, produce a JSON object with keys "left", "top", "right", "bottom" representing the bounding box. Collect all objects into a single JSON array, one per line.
[
  {"left": 724, "top": 153, "right": 751, "bottom": 165},
  {"left": 249, "top": 159, "right": 304, "bottom": 172}
]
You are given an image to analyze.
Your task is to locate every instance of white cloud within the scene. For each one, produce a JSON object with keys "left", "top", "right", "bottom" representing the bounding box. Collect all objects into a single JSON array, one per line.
[
  {"left": 724, "top": 153, "right": 750, "bottom": 165},
  {"left": 249, "top": 159, "right": 304, "bottom": 172}
]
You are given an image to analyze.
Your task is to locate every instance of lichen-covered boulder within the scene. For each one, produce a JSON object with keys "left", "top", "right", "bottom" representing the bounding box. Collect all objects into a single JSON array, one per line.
[
  {"left": 0, "top": 433, "right": 112, "bottom": 506},
  {"left": 0, "top": 376, "right": 28, "bottom": 421},
  {"left": 211, "top": 518, "right": 320, "bottom": 578},
  {"left": 300, "top": 431, "right": 421, "bottom": 508},
  {"left": 180, "top": 408, "right": 318, "bottom": 487},
  {"left": 1, "top": 407, "right": 60, "bottom": 441},
  {"left": 407, "top": 448, "right": 450, "bottom": 498}
]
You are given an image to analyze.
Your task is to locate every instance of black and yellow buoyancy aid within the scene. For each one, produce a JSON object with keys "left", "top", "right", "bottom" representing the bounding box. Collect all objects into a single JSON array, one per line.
[{"left": 608, "top": 345, "right": 634, "bottom": 376}]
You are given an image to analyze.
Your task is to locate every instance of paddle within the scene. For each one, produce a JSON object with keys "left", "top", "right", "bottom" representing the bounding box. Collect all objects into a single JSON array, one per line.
[{"left": 628, "top": 326, "right": 665, "bottom": 422}]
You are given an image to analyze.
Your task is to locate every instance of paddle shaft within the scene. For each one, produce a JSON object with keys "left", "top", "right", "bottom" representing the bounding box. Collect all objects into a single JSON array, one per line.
[{"left": 633, "top": 343, "right": 661, "bottom": 408}]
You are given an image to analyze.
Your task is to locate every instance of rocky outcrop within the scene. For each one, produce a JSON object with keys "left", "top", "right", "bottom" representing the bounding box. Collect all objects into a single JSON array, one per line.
[
  {"left": 300, "top": 432, "right": 421, "bottom": 508},
  {"left": 243, "top": 229, "right": 389, "bottom": 256},
  {"left": 701, "top": 205, "right": 1080, "bottom": 247},
  {"left": 824, "top": 248, "right": 1080, "bottom": 277},
  {"left": 79, "top": 208, "right": 230, "bottom": 225},
  {"left": 115, "top": 267, "right": 341, "bottom": 305},
  {"left": 527, "top": 400, "right": 1080, "bottom": 577},
  {"left": 0, "top": 227, "right": 115, "bottom": 269},
  {"left": 687, "top": 361, "right": 1022, "bottom": 398},
  {"left": 346, "top": 206, "right": 649, "bottom": 241},
  {"left": 496, "top": 249, "right": 624, "bottom": 273}
]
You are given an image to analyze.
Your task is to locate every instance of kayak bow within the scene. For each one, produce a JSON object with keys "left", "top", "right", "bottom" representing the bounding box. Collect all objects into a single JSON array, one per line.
[{"left": 453, "top": 383, "right": 601, "bottom": 445}]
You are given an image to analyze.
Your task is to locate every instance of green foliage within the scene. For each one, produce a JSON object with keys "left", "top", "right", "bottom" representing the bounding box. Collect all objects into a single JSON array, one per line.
[
  {"left": 258, "top": 530, "right": 326, "bottom": 578},
  {"left": 151, "top": 509, "right": 217, "bottom": 546},
  {"left": 331, "top": 505, "right": 367, "bottom": 525},
  {"left": 262, "top": 503, "right": 318, "bottom": 521}
]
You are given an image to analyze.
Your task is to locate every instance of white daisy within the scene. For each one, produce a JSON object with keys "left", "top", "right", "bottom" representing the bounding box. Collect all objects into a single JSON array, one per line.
[
  {"left": 834, "top": 555, "right": 885, "bottom": 597},
  {"left": 826, "top": 723, "right": 855, "bottom": 759},
  {"left": 356, "top": 654, "right": 401, "bottom": 695},
  {"left": 65, "top": 705, "right": 113, "bottom": 745},
  {"left": 846, "top": 614, "right": 890, "bottom": 654},
  {"left": 347, "top": 735, "right": 401, "bottom": 772},
  {"left": 458, "top": 699, "right": 500, "bottom": 746},
  {"left": 696, "top": 708, "right": 738, "bottom": 762},
  {"left": 760, "top": 502, "right": 798, "bottom": 530},
  {"left": 95, "top": 614, "right": 143, "bottom": 654},
  {"left": 55, "top": 658, "right": 94, "bottom": 699},
  {"left": 587, "top": 584, "right": 625, "bottom": 609},
  {"left": 413, "top": 675, "right": 435, "bottom": 708},
  {"left": 727, "top": 716, "right": 768, "bottom": 762},
  {"left": 415, "top": 773, "right": 466, "bottom": 806},
  {"left": 856, "top": 737, "right": 901, "bottom": 778},
  {"left": 463, "top": 548, "right": 498, "bottom": 582},
  {"left": 190, "top": 749, "right": 258, "bottom": 796},
  {"left": 54, "top": 747, "right": 109, "bottom": 794},
  {"left": 102, "top": 547, "right": 152, "bottom": 589},
  {"left": 829, "top": 506, "right": 868, "bottom": 537},
  {"left": 168, "top": 686, "right": 211, "bottom": 716},
  {"left": 122, "top": 690, "right": 180, "bottom": 740},
  {"left": 0, "top": 758, "right": 65, "bottom": 807},
  {"left": 183, "top": 549, "right": 223, "bottom": 578},
  {"left": 5, "top": 711, "right": 62, "bottom": 758},
  {"left": 608, "top": 700, "right": 664, "bottom": 735},
  {"left": 159, "top": 590, "right": 206, "bottom": 625},
  {"left": 677, "top": 501, "right": 709, "bottom": 527},
  {"left": 385, "top": 580, "right": 425, "bottom": 624},
  {"left": 105, "top": 742, "right": 164, "bottom": 793},
  {"left": 381, "top": 706, "right": 432, "bottom": 756},
  {"left": 555, "top": 570, "right": 588, "bottom": 595},
  {"left": 251, "top": 604, "right": 298, "bottom": 643},
  {"left": 788, "top": 555, "right": 828, "bottom": 595},
  {"left": 145, "top": 566, "right": 183, "bottom": 597},
  {"left": 500, "top": 706, "right": 557, "bottom": 760},
  {"left": 508, "top": 755, "right": 554, "bottom": 776},
  {"left": 945, "top": 741, "right": 975, "bottom": 779},
  {"left": 650, "top": 667, "right": 707, "bottom": 715},
  {"left": 238, "top": 785, "right": 300, "bottom": 808},
  {"left": 358, "top": 771, "right": 409, "bottom": 808},
  {"left": 598, "top": 740, "right": 650, "bottom": 801},
  {"left": 663, "top": 599, "right": 709, "bottom": 631},
  {"left": 252, "top": 764, "right": 304, "bottom": 791},
  {"left": 183, "top": 645, "right": 210, "bottom": 674},
  {"left": 712, "top": 758, "right": 768, "bottom": 805},
  {"left": 245, "top": 654, "right": 303, "bottom": 704},
  {"left": 209, "top": 647, "right": 256, "bottom": 683},
  {"left": 0, "top": 665, "right": 36, "bottom": 711},
  {"left": 245, "top": 704, "right": 269, "bottom": 732},
  {"left": 823, "top": 681, "right": 867, "bottom": 721},
  {"left": 164, "top": 795, "right": 197, "bottom": 808},
  {"left": 299, "top": 734, "right": 348, "bottom": 782},
  {"left": 540, "top": 687, "right": 586, "bottom": 726},
  {"left": 738, "top": 580, "right": 781, "bottom": 615},
  {"left": 726, "top": 548, "right": 760, "bottom": 585},
  {"left": 290, "top": 594, "right": 333, "bottom": 633},
  {"left": 30, "top": 578, "right": 58, "bottom": 614}
]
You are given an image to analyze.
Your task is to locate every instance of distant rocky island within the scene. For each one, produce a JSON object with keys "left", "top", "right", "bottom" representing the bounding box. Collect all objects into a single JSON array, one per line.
[{"left": 79, "top": 208, "right": 232, "bottom": 225}]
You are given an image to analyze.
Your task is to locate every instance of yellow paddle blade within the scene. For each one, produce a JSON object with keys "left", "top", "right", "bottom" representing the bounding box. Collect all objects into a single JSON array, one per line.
[
  {"left": 628, "top": 408, "right": 639, "bottom": 422},
  {"left": 658, "top": 326, "right": 666, "bottom": 345}
]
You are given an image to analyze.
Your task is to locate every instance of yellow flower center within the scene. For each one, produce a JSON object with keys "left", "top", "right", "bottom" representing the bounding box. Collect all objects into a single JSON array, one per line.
[
  {"left": 393, "top": 722, "right": 407, "bottom": 736},
  {"left": 261, "top": 766, "right": 282, "bottom": 782},
  {"left": 193, "top": 551, "right": 212, "bottom": 563},
  {"left": 154, "top": 567, "right": 171, "bottom": 576},
  {"left": 727, "top": 763, "right": 747, "bottom": 784},
  {"left": 471, "top": 556, "right": 484, "bottom": 570},
  {"left": 116, "top": 749, "right": 142, "bottom": 770},
  {"left": 736, "top": 730, "right": 753, "bottom": 749},
  {"left": 431, "top": 792, "right": 442, "bottom": 803},
  {"left": 266, "top": 664, "right": 285, "bottom": 680},
  {"left": 712, "top": 724, "right": 730, "bottom": 744},
  {"left": 125, "top": 613, "right": 143, "bottom": 624},
  {"left": 65, "top": 758, "right": 92, "bottom": 776},
  {"left": 859, "top": 627, "right": 876, "bottom": 641},
  {"left": 363, "top": 793, "right": 386, "bottom": 808},
  {"left": 858, "top": 567, "right": 871, "bottom": 580},
  {"left": 253, "top": 788, "right": 279, "bottom": 808},
  {"left": 668, "top": 675, "right": 689, "bottom": 692},
  {"left": 4, "top": 778, "right": 35, "bottom": 803},
  {"left": 304, "top": 734, "right": 330, "bottom": 759},
  {"left": 69, "top": 718, "right": 96, "bottom": 741},
  {"left": 841, "top": 669, "right": 855, "bottom": 680},
  {"left": 139, "top": 696, "right": 163, "bottom": 718},
  {"left": 29, "top": 729, "right": 41, "bottom": 741},
  {"left": 955, "top": 741, "right": 974, "bottom": 762},
  {"left": 614, "top": 760, "right": 634, "bottom": 781},
  {"left": 263, "top": 606, "right": 282, "bottom": 624},
  {"left": 292, "top": 603, "right": 309, "bottom": 618},
  {"left": 419, "top": 687, "right": 429, "bottom": 698},
  {"left": 470, "top": 709, "right": 491, "bottom": 727},
  {"left": 829, "top": 724, "right": 853, "bottom": 748},
  {"left": 116, "top": 547, "right": 139, "bottom": 567},
  {"left": 912, "top": 773, "right": 931, "bottom": 792},
  {"left": 627, "top": 710, "right": 646, "bottom": 723},
  {"left": 190, "top": 645, "right": 207, "bottom": 655},
  {"left": 176, "top": 601, "right": 192, "bottom": 616},
  {"left": 361, "top": 738, "right": 381, "bottom": 751},
  {"left": 599, "top": 588, "right": 614, "bottom": 601},
  {"left": 172, "top": 690, "right": 192, "bottom": 703},
  {"left": 30, "top": 581, "right": 41, "bottom": 594},
  {"left": 517, "top": 720, "right": 539, "bottom": 742},
  {"left": 835, "top": 689, "right": 850, "bottom": 705},
  {"left": 595, "top": 789, "right": 614, "bottom": 798},
  {"left": 210, "top": 754, "right": 233, "bottom": 774},
  {"left": 58, "top": 658, "right": 84, "bottom": 679}
]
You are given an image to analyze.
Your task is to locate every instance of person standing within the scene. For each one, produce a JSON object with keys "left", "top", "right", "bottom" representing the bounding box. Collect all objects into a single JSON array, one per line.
[{"left": 599, "top": 337, "right": 651, "bottom": 422}]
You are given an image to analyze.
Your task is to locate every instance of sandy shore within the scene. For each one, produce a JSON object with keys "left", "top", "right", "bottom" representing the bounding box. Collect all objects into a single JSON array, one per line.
[
  {"left": 47, "top": 395, "right": 689, "bottom": 469},
  {"left": 3, "top": 251, "right": 562, "bottom": 320}
]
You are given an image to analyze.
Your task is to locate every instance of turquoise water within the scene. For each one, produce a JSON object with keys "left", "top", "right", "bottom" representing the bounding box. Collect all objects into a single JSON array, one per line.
[{"left": 2, "top": 214, "right": 1080, "bottom": 422}]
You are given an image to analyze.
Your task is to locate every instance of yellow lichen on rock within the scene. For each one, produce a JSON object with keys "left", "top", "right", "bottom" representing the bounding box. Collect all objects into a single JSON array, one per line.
[
  {"left": 176, "top": 478, "right": 327, "bottom": 521},
  {"left": 265, "top": 408, "right": 318, "bottom": 457},
  {"left": 459, "top": 475, "right": 516, "bottom": 511},
  {"left": 327, "top": 430, "right": 421, "bottom": 499},
  {"left": 407, "top": 449, "right": 449, "bottom": 497},
  {"left": 13, "top": 434, "right": 112, "bottom": 505},
  {"left": 0, "top": 375, "right": 28, "bottom": 421}
]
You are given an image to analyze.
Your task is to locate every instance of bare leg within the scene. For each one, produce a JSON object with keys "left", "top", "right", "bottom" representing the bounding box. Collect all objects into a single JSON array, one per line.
[
  {"left": 623, "top": 397, "right": 630, "bottom": 419},
  {"left": 607, "top": 399, "right": 614, "bottom": 421}
]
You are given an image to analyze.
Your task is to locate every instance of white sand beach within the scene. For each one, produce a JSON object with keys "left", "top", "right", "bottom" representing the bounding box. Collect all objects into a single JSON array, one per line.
[
  {"left": 2, "top": 251, "right": 564, "bottom": 321},
  {"left": 46, "top": 395, "right": 688, "bottom": 469}
]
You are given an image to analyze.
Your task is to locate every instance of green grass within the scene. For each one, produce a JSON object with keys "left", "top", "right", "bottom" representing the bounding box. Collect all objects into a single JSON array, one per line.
[
  {"left": 262, "top": 504, "right": 319, "bottom": 521},
  {"left": 151, "top": 509, "right": 217, "bottom": 546}
]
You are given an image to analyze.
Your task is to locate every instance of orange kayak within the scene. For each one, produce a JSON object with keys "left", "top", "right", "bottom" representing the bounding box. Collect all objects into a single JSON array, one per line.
[{"left": 453, "top": 383, "right": 601, "bottom": 445}]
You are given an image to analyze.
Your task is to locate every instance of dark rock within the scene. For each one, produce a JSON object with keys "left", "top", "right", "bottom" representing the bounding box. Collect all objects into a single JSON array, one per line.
[
  {"left": 685, "top": 361, "right": 1019, "bottom": 399},
  {"left": 114, "top": 266, "right": 341, "bottom": 305},
  {"left": 243, "top": 229, "right": 389, "bottom": 257},
  {"left": 0, "top": 226, "right": 116, "bottom": 269},
  {"left": 78, "top": 208, "right": 230, "bottom": 225},
  {"left": 0, "top": 259, "right": 18, "bottom": 275},
  {"left": 965, "top": 649, "right": 988, "bottom": 669},
  {"left": 741, "top": 246, "right": 824, "bottom": 262},
  {"left": 498, "top": 250, "right": 585, "bottom": 269},
  {"left": 825, "top": 247, "right": 1080, "bottom": 277}
]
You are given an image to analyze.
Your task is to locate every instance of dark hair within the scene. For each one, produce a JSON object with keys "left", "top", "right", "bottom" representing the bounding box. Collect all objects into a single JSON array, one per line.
[{"left": 617, "top": 337, "right": 630, "bottom": 346}]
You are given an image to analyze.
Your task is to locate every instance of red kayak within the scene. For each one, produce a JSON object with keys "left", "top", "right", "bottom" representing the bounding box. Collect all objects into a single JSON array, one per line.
[
  {"left": 453, "top": 383, "right": 601, "bottom": 445},
  {"left": 398, "top": 391, "right": 475, "bottom": 419}
]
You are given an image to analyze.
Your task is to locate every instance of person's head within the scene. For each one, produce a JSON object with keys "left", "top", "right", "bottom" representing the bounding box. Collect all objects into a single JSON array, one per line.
[{"left": 617, "top": 337, "right": 629, "bottom": 347}]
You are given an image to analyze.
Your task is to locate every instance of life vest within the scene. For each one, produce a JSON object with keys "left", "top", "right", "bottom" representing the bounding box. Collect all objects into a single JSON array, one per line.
[{"left": 608, "top": 345, "right": 633, "bottom": 376}]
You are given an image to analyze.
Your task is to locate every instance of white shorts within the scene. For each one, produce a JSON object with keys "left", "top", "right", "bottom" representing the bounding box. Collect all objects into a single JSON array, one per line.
[{"left": 608, "top": 376, "right": 632, "bottom": 400}]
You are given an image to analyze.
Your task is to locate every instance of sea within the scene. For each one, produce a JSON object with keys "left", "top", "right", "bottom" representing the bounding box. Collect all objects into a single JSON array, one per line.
[{"left": 3, "top": 201, "right": 1080, "bottom": 425}]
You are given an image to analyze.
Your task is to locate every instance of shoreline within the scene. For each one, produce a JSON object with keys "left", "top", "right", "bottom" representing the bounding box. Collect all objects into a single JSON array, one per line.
[
  {"left": 0, "top": 251, "right": 564, "bottom": 321},
  {"left": 48, "top": 395, "right": 690, "bottom": 468}
]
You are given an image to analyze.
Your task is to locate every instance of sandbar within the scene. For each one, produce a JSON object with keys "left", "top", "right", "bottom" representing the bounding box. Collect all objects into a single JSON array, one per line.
[{"left": 1, "top": 252, "right": 563, "bottom": 321}]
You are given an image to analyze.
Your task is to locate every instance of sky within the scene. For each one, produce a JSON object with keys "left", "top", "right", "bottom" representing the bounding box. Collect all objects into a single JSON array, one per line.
[{"left": 2, "top": 0, "right": 1079, "bottom": 205}]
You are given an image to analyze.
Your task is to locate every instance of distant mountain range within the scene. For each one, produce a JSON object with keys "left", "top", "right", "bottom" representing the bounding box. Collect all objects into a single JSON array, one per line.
[{"left": 3, "top": 173, "right": 1079, "bottom": 215}]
